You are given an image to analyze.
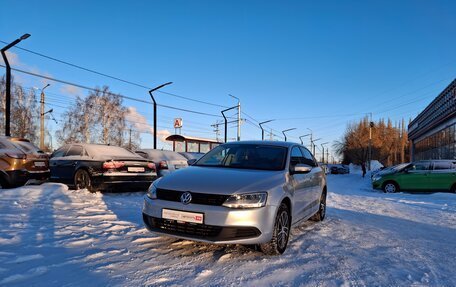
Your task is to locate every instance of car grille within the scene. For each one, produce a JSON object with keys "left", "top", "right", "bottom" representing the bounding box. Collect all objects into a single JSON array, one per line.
[
  {"left": 143, "top": 214, "right": 261, "bottom": 241},
  {"left": 156, "top": 188, "right": 230, "bottom": 206}
]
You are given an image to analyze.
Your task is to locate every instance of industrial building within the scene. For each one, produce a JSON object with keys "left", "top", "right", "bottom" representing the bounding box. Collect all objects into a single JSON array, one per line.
[{"left": 408, "top": 79, "right": 456, "bottom": 160}]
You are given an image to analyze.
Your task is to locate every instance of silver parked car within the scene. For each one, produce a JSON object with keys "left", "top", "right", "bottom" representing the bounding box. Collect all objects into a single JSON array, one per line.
[
  {"left": 135, "top": 149, "right": 188, "bottom": 178},
  {"left": 142, "top": 141, "right": 327, "bottom": 255}
]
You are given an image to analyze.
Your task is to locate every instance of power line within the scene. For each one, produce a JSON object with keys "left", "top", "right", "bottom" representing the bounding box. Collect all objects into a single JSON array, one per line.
[{"left": 0, "top": 40, "right": 228, "bottom": 108}]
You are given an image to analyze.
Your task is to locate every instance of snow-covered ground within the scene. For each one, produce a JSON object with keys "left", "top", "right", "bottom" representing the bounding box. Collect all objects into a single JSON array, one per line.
[{"left": 1, "top": 174, "right": 455, "bottom": 286}]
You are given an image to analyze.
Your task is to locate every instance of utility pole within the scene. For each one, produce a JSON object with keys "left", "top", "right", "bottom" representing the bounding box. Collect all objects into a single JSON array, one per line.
[
  {"left": 148, "top": 82, "right": 173, "bottom": 149},
  {"left": 321, "top": 142, "right": 329, "bottom": 163},
  {"left": 39, "top": 84, "right": 50, "bottom": 150},
  {"left": 282, "top": 128, "right": 296, "bottom": 142},
  {"left": 221, "top": 105, "right": 238, "bottom": 143},
  {"left": 1, "top": 33, "right": 31, "bottom": 136},
  {"left": 368, "top": 113, "right": 373, "bottom": 171},
  {"left": 229, "top": 94, "right": 241, "bottom": 141},
  {"left": 211, "top": 121, "right": 222, "bottom": 142},
  {"left": 326, "top": 148, "right": 329, "bottom": 164},
  {"left": 129, "top": 128, "right": 132, "bottom": 150},
  {"left": 307, "top": 128, "right": 313, "bottom": 153},
  {"left": 312, "top": 138, "right": 321, "bottom": 155},
  {"left": 299, "top": 134, "right": 310, "bottom": 145}
]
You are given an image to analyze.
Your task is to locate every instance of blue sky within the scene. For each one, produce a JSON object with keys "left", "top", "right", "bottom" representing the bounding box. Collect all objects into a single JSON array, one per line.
[{"left": 1, "top": 0, "right": 455, "bottom": 159}]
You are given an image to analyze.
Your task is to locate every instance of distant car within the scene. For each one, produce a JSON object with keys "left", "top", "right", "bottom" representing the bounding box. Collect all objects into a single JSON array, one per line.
[
  {"left": 0, "top": 137, "right": 50, "bottom": 188},
  {"left": 50, "top": 143, "right": 157, "bottom": 192},
  {"left": 372, "top": 160, "right": 456, "bottom": 193},
  {"left": 178, "top": 152, "right": 204, "bottom": 162},
  {"left": 136, "top": 149, "right": 188, "bottom": 178},
  {"left": 330, "top": 164, "right": 350, "bottom": 174},
  {"left": 143, "top": 141, "right": 327, "bottom": 255}
]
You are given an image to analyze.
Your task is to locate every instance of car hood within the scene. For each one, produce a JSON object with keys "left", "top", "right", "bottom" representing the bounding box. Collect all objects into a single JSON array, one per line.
[{"left": 156, "top": 166, "right": 285, "bottom": 195}]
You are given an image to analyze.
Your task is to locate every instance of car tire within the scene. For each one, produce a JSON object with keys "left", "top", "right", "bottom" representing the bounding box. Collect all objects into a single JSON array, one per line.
[
  {"left": 0, "top": 175, "right": 9, "bottom": 189},
  {"left": 260, "top": 202, "right": 291, "bottom": 255},
  {"left": 383, "top": 181, "right": 399, "bottom": 193},
  {"left": 310, "top": 191, "right": 327, "bottom": 222},
  {"left": 74, "top": 169, "right": 94, "bottom": 192}
]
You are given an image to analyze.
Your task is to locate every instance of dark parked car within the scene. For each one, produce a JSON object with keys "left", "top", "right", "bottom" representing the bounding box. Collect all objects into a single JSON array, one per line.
[
  {"left": 0, "top": 137, "right": 49, "bottom": 188},
  {"left": 330, "top": 164, "right": 350, "bottom": 174},
  {"left": 178, "top": 152, "right": 204, "bottom": 162},
  {"left": 50, "top": 143, "right": 157, "bottom": 192},
  {"left": 136, "top": 149, "right": 188, "bottom": 178}
]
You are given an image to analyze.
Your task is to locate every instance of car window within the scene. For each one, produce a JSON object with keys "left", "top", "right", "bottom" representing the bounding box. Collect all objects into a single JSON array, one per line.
[
  {"left": 300, "top": 147, "right": 317, "bottom": 167},
  {"left": 409, "top": 162, "right": 430, "bottom": 171},
  {"left": 290, "top": 147, "right": 305, "bottom": 166},
  {"left": 66, "top": 145, "right": 83, "bottom": 157},
  {"left": 433, "top": 161, "right": 455, "bottom": 170},
  {"left": 51, "top": 146, "right": 69, "bottom": 158},
  {"left": 135, "top": 151, "right": 148, "bottom": 159}
]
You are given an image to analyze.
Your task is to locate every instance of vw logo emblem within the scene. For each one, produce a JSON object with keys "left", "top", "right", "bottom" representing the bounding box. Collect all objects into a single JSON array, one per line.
[{"left": 180, "top": 192, "right": 192, "bottom": 205}]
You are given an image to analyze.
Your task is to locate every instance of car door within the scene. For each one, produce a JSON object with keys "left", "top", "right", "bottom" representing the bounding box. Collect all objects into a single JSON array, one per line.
[
  {"left": 429, "top": 161, "right": 456, "bottom": 190},
  {"left": 52, "top": 145, "right": 84, "bottom": 184},
  {"left": 300, "top": 147, "right": 324, "bottom": 213},
  {"left": 49, "top": 145, "right": 70, "bottom": 181},
  {"left": 397, "top": 161, "right": 431, "bottom": 190},
  {"left": 289, "top": 146, "right": 314, "bottom": 223}
]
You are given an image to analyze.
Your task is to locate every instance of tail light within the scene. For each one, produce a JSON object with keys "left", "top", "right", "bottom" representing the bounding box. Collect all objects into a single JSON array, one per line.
[
  {"left": 159, "top": 160, "right": 168, "bottom": 170},
  {"left": 103, "top": 161, "right": 125, "bottom": 170},
  {"left": 6, "top": 153, "right": 26, "bottom": 159},
  {"left": 147, "top": 162, "right": 156, "bottom": 171}
]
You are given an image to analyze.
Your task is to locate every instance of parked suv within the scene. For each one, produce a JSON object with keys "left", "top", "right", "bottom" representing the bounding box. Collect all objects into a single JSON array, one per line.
[
  {"left": 142, "top": 141, "right": 327, "bottom": 255},
  {"left": 372, "top": 160, "right": 456, "bottom": 193},
  {"left": 0, "top": 137, "right": 49, "bottom": 188}
]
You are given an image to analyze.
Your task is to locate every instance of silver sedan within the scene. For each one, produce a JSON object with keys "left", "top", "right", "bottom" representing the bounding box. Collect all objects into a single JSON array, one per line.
[{"left": 142, "top": 141, "right": 327, "bottom": 255}]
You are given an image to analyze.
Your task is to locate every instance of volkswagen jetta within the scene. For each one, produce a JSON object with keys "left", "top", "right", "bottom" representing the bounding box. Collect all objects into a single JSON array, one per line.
[{"left": 142, "top": 141, "right": 327, "bottom": 255}]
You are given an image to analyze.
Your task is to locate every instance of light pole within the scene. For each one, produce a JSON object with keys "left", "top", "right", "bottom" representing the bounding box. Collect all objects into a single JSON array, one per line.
[
  {"left": 299, "top": 134, "right": 310, "bottom": 145},
  {"left": 321, "top": 142, "right": 329, "bottom": 163},
  {"left": 149, "top": 82, "right": 173, "bottom": 149},
  {"left": 312, "top": 138, "right": 321, "bottom": 155},
  {"left": 39, "top": 84, "right": 50, "bottom": 150},
  {"left": 282, "top": 128, "right": 296, "bottom": 142},
  {"left": 1, "top": 33, "right": 31, "bottom": 136},
  {"left": 307, "top": 128, "right": 313, "bottom": 151},
  {"left": 229, "top": 94, "right": 241, "bottom": 141},
  {"left": 259, "top": 119, "right": 274, "bottom": 140},
  {"left": 221, "top": 106, "right": 238, "bottom": 143}
]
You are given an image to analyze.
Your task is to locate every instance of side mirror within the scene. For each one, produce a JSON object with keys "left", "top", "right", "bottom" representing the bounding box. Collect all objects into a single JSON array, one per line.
[
  {"left": 291, "top": 163, "right": 312, "bottom": 174},
  {"left": 187, "top": 159, "right": 197, "bottom": 165}
]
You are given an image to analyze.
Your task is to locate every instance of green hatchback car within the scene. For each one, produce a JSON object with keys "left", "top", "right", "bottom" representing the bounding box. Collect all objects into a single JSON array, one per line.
[{"left": 372, "top": 160, "right": 456, "bottom": 193}]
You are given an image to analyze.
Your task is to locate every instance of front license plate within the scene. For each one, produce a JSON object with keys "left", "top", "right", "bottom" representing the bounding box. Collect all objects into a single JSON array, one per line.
[
  {"left": 128, "top": 167, "right": 145, "bottom": 172},
  {"left": 34, "top": 161, "right": 46, "bottom": 167},
  {"left": 162, "top": 209, "right": 204, "bottom": 224}
]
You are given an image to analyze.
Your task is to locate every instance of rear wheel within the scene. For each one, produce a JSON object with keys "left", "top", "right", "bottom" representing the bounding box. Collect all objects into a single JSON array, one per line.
[
  {"left": 383, "top": 181, "right": 398, "bottom": 193},
  {"left": 74, "top": 169, "right": 94, "bottom": 192},
  {"left": 260, "top": 203, "right": 291, "bottom": 255},
  {"left": 310, "top": 191, "right": 327, "bottom": 221},
  {"left": 0, "top": 175, "right": 9, "bottom": 189}
]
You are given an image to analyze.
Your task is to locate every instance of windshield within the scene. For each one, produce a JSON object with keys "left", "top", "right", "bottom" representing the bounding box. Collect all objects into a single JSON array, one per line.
[
  {"left": 392, "top": 163, "right": 410, "bottom": 171},
  {"left": 195, "top": 144, "right": 287, "bottom": 171},
  {"left": 11, "top": 140, "right": 44, "bottom": 154}
]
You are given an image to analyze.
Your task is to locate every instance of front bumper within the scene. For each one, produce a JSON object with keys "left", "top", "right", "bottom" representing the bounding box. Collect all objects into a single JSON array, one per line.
[{"left": 142, "top": 195, "right": 277, "bottom": 244}]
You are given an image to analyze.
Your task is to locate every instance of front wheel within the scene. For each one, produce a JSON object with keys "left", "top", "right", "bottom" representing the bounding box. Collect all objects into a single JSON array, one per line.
[
  {"left": 74, "top": 169, "right": 94, "bottom": 192},
  {"left": 260, "top": 203, "right": 291, "bottom": 255},
  {"left": 383, "top": 181, "right": 398, "bottom": 193}
]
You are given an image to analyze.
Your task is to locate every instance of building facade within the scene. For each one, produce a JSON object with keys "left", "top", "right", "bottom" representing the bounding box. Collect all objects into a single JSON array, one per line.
[{"left": 408, "top": 79, "right": 456, "bottom": 161}]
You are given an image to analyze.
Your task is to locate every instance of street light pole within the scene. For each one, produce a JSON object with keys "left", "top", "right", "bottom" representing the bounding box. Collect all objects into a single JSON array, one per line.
[
  {"left": 282, "top": 128, "right": 296, "bottom": 142},
  {"left": 1, "top": 33, "right": 31, "bottom": 136},
  {"left": 299, "top": 134, "right": 310, "bottom": 145},
  {"left": 321, "top": 142, "right": 329, "bottom": 163},
  {"left": 307, "top": 128, "right": 313, "bottom": 153},
  {"left": 221, "top": 106, "right": 238, "bottom": 143},
  {"left": 259, "top": 119, "right": 274, "bottom": 140},
  {"left": 312, "top": 138, "right": 321, "bottom": 155},
  {"left": 229, "top": 94, "right": 241, "bottom": 141},
  {"left": 149, "top": 82, "right": 173, "bottom": 149},
  {"left": 40, "top": 84, "right": 50, "bottom": 150}
]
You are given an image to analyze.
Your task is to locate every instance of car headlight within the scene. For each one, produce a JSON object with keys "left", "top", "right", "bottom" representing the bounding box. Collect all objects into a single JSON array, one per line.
[
  {"left": 222, "top": 192, "right": 268, "bottom": 209},
  {"left": 147, "top": 179, "right": 161, "bottom": 199},
  {"left": 372, "top": 175, "right": 382, "bottom": 182}
]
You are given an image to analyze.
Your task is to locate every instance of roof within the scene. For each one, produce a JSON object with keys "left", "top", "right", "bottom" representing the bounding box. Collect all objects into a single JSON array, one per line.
[
  {"left": 220, "top": 140, "right": 299, "bottom": 148},
  {"left": 165, "top": 134, "right": 221, "bottom": 143}
]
